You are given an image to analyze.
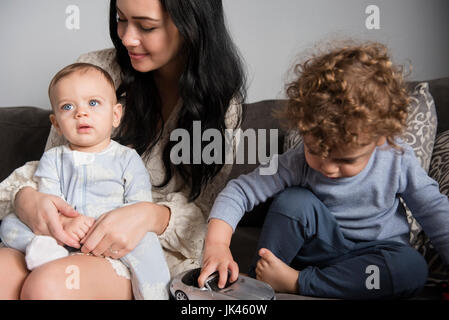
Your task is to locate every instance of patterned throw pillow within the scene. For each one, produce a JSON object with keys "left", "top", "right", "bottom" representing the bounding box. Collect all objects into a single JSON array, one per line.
[
  {"left": 402, "top": 83, "right": 438, "bottom": 244},
  {"left": 403, "top": 82, "right": 438, "bottom": 172}
]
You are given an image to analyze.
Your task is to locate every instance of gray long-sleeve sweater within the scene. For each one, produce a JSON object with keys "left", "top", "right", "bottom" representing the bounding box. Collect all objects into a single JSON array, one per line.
[{"left": 209, "top": 141, "right": 449, "bottom": 264}]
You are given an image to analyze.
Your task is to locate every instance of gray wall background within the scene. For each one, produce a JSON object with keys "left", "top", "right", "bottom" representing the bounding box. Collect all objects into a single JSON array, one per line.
[{"left": 1, "top": 0, "right": 449, "bottom": 108}]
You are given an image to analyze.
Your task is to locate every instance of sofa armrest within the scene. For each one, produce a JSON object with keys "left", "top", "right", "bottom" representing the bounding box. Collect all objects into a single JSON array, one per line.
[{"left": 0, "top": 107, "right": 51, "bottom": 182}]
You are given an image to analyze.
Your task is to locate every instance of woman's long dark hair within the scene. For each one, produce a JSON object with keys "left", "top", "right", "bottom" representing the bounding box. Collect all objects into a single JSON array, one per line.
[{"left": 109, "top": 0, "right": 246, "bottom": 201}]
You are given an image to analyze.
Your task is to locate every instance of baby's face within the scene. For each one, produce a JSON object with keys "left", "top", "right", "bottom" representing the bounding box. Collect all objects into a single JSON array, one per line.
[
  {"left": 303, "top": 135, "right": 386, "bottom": 179},
  {"left": 50, "top": 70, "right": 121, "bottom": 152}
]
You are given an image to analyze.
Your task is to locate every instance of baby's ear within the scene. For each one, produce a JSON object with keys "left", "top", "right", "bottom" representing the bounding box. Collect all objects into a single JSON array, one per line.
[
  {"left": 49, "top": 114, "right": 63, "bottom": 136},
  {"left": 112, "top": 103, "right": 123, "bottom": 128}
]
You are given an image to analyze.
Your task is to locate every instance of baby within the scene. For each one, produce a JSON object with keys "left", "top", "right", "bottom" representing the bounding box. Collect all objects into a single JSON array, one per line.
[
  {"left": 0, "top": 63, "right": 170, "bottom": 300},
  {"left": 198, "top": 42, "right": 449, "bottom": 299}
]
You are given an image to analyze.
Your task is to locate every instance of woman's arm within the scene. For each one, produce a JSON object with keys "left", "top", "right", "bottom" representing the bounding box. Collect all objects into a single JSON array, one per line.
[{"left": 0, "top": 161, "right": 39, "bottom": 220}]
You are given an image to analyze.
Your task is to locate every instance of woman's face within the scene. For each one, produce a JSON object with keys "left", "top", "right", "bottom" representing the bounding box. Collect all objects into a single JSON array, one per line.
[{"left": 116, "top": 0, "right": 183, "bottom": 75}]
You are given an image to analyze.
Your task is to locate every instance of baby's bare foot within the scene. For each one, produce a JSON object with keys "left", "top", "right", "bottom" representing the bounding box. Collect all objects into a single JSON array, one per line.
[
  {"left": 255, "top": 248, "right": 299, "bottom": 294},
  {"left": 60, "top": 214, "right": 95, "bottom": 244}
]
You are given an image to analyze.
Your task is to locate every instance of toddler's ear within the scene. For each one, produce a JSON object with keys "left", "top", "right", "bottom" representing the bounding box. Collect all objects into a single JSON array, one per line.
[
  {"left": 49, "top": 114, "right": 63, "bottom": 136},
  {"left": 112, "top": 103, "right": 123, "bottom": 128}
]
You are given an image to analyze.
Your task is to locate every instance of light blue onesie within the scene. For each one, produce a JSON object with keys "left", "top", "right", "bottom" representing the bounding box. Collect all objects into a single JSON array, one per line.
[{"left": 0, "top": 140, "right": 170, "bottom": 300}]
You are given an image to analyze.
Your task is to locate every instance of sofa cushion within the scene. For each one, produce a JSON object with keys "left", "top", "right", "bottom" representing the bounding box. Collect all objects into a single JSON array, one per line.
[
  {"left": 228, "top": 100, "right": 286, "bottom": 181},
  {"left": 427, "top": 78, "right": 449, "bottom": 134},
  {"left": 228, "top": 100, "right": 286, "bottom": 227},
  {"left": 0, "top": 107, "right": 51, "bottom": 182}
]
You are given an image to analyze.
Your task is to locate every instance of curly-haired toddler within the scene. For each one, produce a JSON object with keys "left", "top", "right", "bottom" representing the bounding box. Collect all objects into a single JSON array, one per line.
[{"left": 198, "top": 42, "right": 449, "bottom": 299}]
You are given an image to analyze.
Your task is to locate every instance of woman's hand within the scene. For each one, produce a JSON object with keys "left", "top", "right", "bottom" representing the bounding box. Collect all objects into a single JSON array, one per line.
[
  {"left": 197, "top": 219, "right": 239, "bottom": 288},
  {"left": 79, "top": 202, "right": 170, "bottom": 259},
  {"left": 15, "top": 187, "right": 80, "bottom": 248}
]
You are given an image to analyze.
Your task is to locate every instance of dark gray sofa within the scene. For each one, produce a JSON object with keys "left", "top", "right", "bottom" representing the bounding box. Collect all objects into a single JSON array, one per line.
[{"left": 0, "top": 77, "right": 448, "bottom": 300}]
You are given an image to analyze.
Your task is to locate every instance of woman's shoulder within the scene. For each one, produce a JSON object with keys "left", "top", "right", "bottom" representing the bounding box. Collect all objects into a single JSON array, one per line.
[{"left": 76, "top": 48, "right": 121, "bottom": 89}]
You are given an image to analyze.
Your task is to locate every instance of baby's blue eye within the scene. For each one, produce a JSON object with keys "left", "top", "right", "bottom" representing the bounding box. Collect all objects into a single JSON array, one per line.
[
  {"left": 89, "top": 100, "right": 99, "bottom": 107},
  {"left": 61, "top": 104, "right": 73, "bottom": 111}
]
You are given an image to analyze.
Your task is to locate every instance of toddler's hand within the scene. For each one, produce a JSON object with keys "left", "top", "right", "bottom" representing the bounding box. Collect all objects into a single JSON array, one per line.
[
  {"left": 60, "top": 214, "right": 95, "bottom": 247},
  {"left": 198, "top": 243, "right": 239, "bottom": 289}
]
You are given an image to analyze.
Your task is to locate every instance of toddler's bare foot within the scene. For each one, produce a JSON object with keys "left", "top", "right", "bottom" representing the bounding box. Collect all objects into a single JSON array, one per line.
[
  {"left": 255, "top": 248, "right": 299, "bottom": 294},
  {"left": 60, "top": 214, "right": 95, "bottom": 245}
]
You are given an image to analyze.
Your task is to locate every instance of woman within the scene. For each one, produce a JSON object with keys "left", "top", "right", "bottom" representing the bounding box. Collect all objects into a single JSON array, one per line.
[{"left": 0, "top": 0, "right": 246, "bottom": 299}]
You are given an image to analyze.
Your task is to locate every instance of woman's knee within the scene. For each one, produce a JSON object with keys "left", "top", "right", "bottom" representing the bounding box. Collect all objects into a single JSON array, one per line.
[
  {"left": 20, "top": 259, "right": 71, "bottom": 300},
  {"left": 20, "top": 255, "right": 133, "bottom": 300},
  {"left": 0, "top": 248, "right": 28, "bottom": 299}
]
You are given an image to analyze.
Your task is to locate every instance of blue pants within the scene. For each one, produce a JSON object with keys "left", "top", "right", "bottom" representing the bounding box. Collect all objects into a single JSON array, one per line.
[{"left": 248, "top": 187, "right": 428, "bottom": 299}]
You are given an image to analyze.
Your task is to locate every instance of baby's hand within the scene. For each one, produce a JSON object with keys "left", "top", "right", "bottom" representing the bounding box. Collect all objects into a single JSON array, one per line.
[{"left": 59, "top": 214, "right": 95, "bottom": 246}]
